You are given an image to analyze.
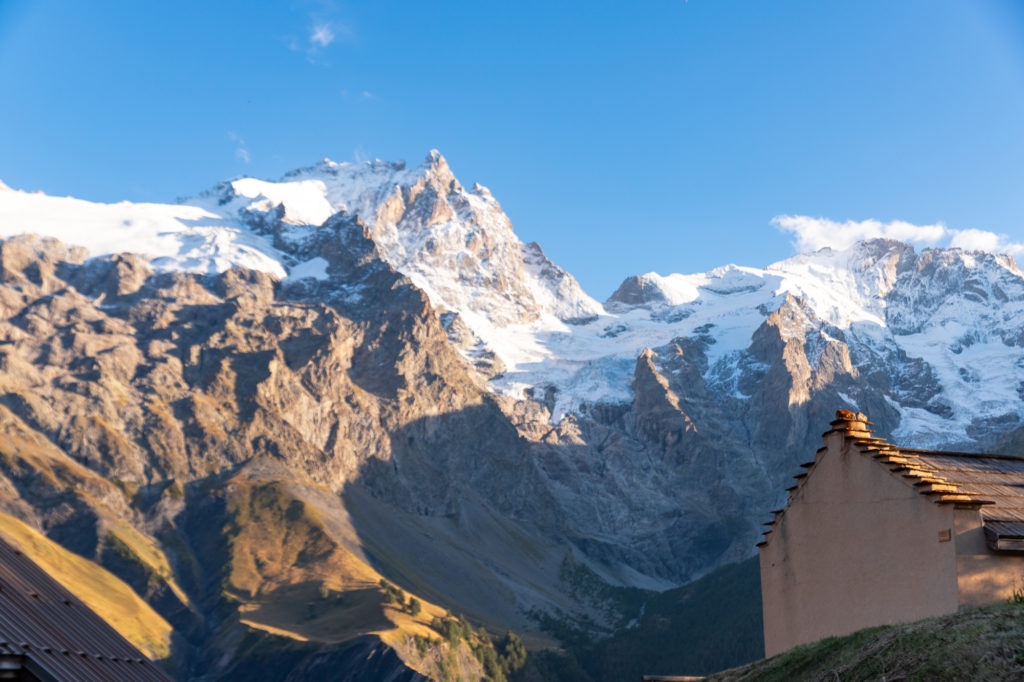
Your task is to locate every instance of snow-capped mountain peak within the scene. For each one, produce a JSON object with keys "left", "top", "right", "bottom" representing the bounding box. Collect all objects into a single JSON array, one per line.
[
  {"left": 0, "top": 151, "right": 603, "bottom": 333},
  {"left": 192, "top": 150, "right": 603, "bottom": 328},
  {"left": 4, "top": 156, "right": 1024, "bottom": 450}
]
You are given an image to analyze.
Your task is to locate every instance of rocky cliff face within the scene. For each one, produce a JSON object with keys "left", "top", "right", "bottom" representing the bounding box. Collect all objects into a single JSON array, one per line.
[
  {"left": 198, "top": 151, "right": 603, "bottom": 328},
  {"left": 0, "top": 229, "right": 734, "bottom": 677},
  {"left": 0, "top": 231, "right": 546, "bottom": 677},
  {"left": 3, "top": 154, "right": 1024, "bottom": 678}
]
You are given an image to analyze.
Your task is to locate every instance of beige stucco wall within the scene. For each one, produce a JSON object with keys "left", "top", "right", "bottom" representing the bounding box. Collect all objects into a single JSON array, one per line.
[
  {"left": 954, "top": 509, "right": 1024, "bottom": 607},
  {"left": 760, "top": 428, "right": 960, "bottom": 657}
]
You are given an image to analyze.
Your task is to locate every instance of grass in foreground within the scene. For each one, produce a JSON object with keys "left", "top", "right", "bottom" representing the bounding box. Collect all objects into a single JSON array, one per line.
[{"left": 709, "top": 601, "right": 1024, "bottom": 682}]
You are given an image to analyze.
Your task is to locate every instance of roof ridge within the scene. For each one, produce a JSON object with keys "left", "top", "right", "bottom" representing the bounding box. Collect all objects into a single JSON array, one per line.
[
  {"left": 758, "top": 408, "right": 1023, "bottom": 548},
  {"left": 897, "top": 447, "right": 1024, "bottom": 462}
]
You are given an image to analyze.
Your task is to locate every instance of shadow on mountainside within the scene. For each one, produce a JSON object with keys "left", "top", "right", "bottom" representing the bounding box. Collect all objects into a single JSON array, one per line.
[
  {"left": 334, "top": 399, "right": 762, "bottom": 649},
  {"left": 525, "top": 557, "right": 764, "bottom": 681}
]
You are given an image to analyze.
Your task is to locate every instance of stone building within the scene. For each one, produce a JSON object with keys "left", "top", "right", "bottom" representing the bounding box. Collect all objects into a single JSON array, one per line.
[{"left": 758, "top": 410, "right": 1024, "bottom": 657}]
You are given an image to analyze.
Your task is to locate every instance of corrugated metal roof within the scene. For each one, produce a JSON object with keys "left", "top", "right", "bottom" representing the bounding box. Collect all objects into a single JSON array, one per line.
[
  {"left": 0, "top": 537, "right": 171, "bottom": 681},
  {"left": 984, "top": 520, "right": 1024, "bottom": 539}
]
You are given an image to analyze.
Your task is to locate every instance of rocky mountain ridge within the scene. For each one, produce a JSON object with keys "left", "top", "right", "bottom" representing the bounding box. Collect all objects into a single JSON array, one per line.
[
  {"left": 7, "top": 153, "right": 1021, "bottom": 447},
  {"left": 184, "top": 152, "right": 1024, "bottom": 447},
  {"left": 2, "top": 152, "right": 1024, "bottom": 678},
  {"left": 192, "top": 150, "right": 604, "bottom": 328}
]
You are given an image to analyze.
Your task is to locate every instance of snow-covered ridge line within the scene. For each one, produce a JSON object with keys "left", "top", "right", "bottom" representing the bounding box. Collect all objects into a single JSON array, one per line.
[
  {"left": 595, "top": 240, "right": 1024, "bottom": 444},
  {"left": 3, "top": 154, "right": 1024, "bottom": 448},
  {"left": 0, "top": 151, "right": 601, "bottom": 315},
  {"left": 188, "top": 150, "right": 604, "bottom": 327},
  {"left": 0, "top": 187, "right": 291, "bottom": 278}
]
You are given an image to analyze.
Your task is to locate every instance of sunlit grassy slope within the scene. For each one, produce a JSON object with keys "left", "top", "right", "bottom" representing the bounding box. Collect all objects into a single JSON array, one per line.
[
  {"left": 215, "top": 476, "right": 502, "bottom": 679},
  {"left": 221, "top": 478, "right": 449, "bottom": 644},
  {"left": 0, "top": 510, "right": 173, "bottom": 660},
  {"left": 0, "top": 413, "right": 191, "bottom": 611}
]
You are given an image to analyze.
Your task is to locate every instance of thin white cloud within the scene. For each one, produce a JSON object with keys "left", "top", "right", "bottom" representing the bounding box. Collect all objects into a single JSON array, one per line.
[
  {"left": 950, "top": 228, "right": 1024, "bottom": 255},
  {"left": 772, "top": 215, "right": 947, "bottom": 252},
  {"left": 772, "top": 215, "right": 1024, "bottom": 257},
  {"left": 227, "top": 131, "right": 250, "bottom": 164},
  {"left": 280, "top": 12, "right": 354, "bottom": 63},
  {"left": 339, "top": 89, "right": 376, "bottom": 102},
  {"left": 310, "top": 23, "right": 335, "bottom": 47}
]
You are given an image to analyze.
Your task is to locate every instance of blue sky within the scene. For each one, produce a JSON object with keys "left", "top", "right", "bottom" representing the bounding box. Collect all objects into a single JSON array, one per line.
[{"left": 2, "top": 1, "right": 1024, "bottom": 298}]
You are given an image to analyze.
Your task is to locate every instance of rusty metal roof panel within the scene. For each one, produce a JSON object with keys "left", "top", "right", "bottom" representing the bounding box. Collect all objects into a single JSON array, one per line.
[
  {"left": 900, "top": 448, "right": 1024, "bottom": 462},
  {"left": 914, "top": 471, "right": 1024, "bottom": 485},
  {"left": 949, "top": 483, "right": 1024, "bottom": 498},
  {"left": 0, "top": 537, "right": 171, "bottom": 681},
  {"left": 908, "top": 453, "right": 1024, "bottom": 474},
  {"left": 984, "top": 508, "right": 1024, "bottom": 523}
]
